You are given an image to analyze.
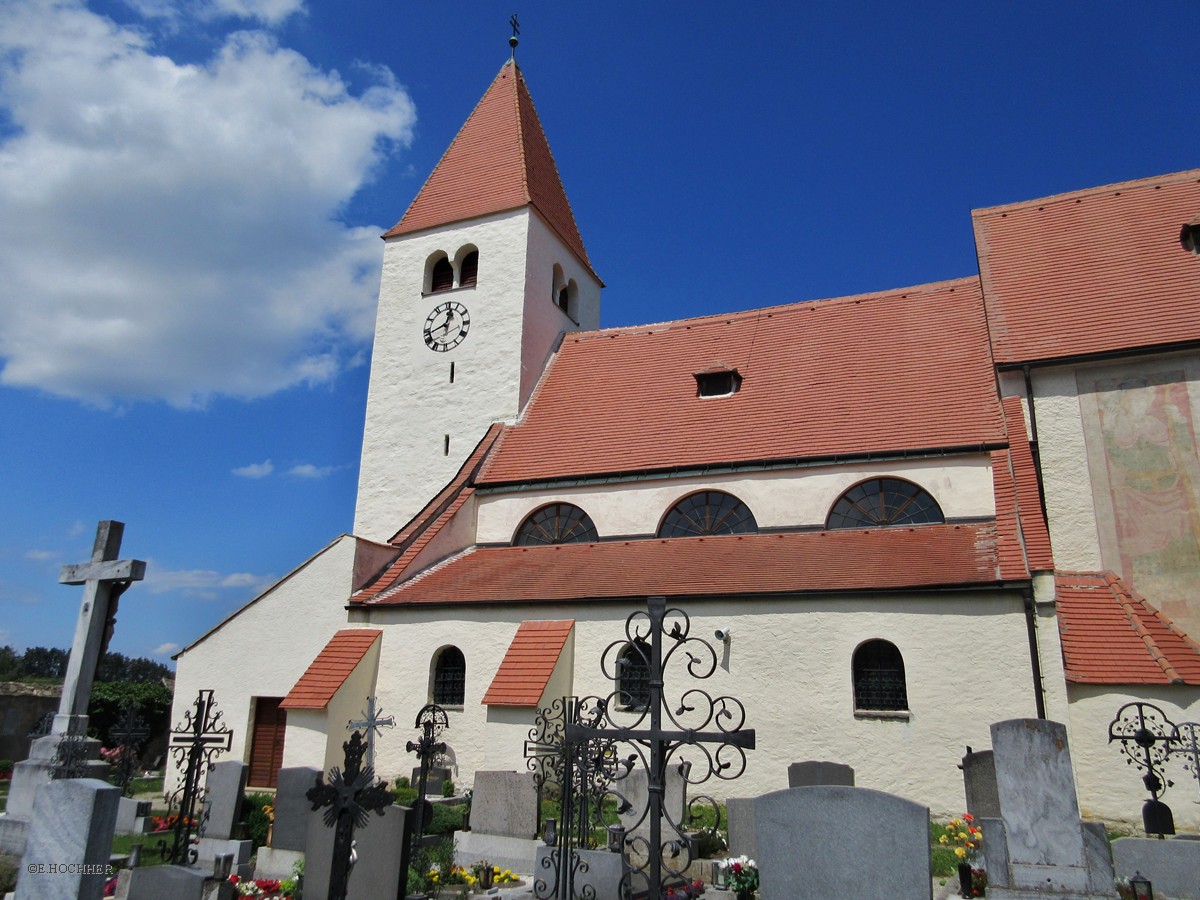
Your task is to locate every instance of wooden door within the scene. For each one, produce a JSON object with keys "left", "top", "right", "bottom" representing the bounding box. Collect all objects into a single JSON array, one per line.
[{"left": 248, "top": 697, "right": 286, "bottom": 788}]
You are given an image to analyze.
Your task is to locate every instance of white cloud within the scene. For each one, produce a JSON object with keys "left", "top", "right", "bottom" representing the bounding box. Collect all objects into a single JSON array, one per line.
[
  {"left": 287, "top": 462, "right": 337, "bottom": 479},
  {"left": 143, "top": 565, "right": 272, "bottom": 597},
  {"left": 205, "top": 0, "right": 304, "bottom": 26},
  {"left": 233, "top": 459, "right": 274, "bottom": 478},
  {"left": 0, "top": 0, "right": 415, "bottom": 408},
  {"left": 24, "top": 549, "right": 58, "bottom": 562},
  {"left": 152, "top": 641, "right": 180, "bottom": 655}
]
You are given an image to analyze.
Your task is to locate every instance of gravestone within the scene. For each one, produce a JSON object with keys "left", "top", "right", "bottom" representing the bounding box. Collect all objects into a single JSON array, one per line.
[
  {"left": 750, "top": 785, "right": 931, "bottom": 900},
  {"left": 411, "top": 764, "right": 451, "bottom": 796},
  {"left": 124, "top": 864, "right": 208, "bottom": 900},
  {"left": 114, "top": 797, "right": 152, "bottom": 835},
  {"left": 961, "top": 747, "right": 1001, "bottom": 819},
  {"left": 1112, "top": 836, "right": 1200, "bottom": 900},
  {"left": 202, "top": 760, "right": 248, "bottom": 840},
  {"left": 3, "top": 522, "right": 144, "bottom": 844},
  {"left": 787, "top": 760, "right": 854, "bottom": 788},
  {"left": 533, "top": 846, "right": 627, "bottom": 900},
  {"left": 724, "top": 797, "right": 756, "bottom": 858},
  {"left": 273, "top": 765, "right": 322, "bottom": 851},
  {"left": 980, "top": 719, "right": 1117, "bottom": 899},
  {"left": 305, "top": 804, "right": 412, "bottom": 900},
  {"left": 616, "top": 762, "right": 691, "bottom": 840},
  {"left": 468, "top": 770, "right": 539, "bottom": 838},
  {"left": 15, "top": 778, "right": 121, "bottom": 900}
]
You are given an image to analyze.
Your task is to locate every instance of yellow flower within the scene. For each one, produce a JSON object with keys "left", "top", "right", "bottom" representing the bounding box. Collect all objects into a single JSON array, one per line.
[{"left": 955, "top": 847, "right": 967, "bottom": 859}]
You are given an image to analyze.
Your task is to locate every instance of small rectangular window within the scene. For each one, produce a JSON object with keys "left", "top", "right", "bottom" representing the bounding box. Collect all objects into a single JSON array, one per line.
[{"left": 694, "top": 369, "right": 742, "bottom": 398}]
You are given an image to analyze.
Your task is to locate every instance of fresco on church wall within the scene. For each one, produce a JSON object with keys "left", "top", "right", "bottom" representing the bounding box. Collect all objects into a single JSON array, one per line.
[{"left": 1081, "top": 369, "right": 1200, "bottom": 638}]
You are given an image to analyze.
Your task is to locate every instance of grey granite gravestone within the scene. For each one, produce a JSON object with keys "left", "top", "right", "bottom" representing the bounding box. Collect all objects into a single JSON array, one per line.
[
  {"left": 271, "top": 765, "right": 321, "bottom": 852},
  {"left": 981, "top": 719, "right": 1117, "bottom": 899},
  {"left": 412, "top": 764, "right": 452, "bottom": 796},
  {"left": 724, "top": 797, "right": 756, "bottom": 858},
  {"left": 114, "top": 797, "right": 152, "bottom": 834},
  {"left": 202, "top": 759, "right": 249, "bottom": 840},
  {"left": 1112, "top": 836, "right": 1200, "bottom": 900},
  {"left": 787, "top": 760, "right": 855, "bottom": 788},
  {"left": 616, "top": 761, "right": 690, "bottom": 839},
  {"left": 533, "top": 846, "right": 627, "bottom": 900},
  {"left": 750, "top": 785, "right": 931, "bottom": 900},
  {"left": 124, "top": 864, "right": 208, "bottom": 900},
  {"left": 15, "top": 778, "right": 120, "bottom": 900},
  {"left": 469, "top": 770, "right": 539, "bottom": 838},
  {"left": 304, "top": 803, "right": 411, "bottom": 900},
  {"left": 961, "top": 748, "right": 1001, "bottom": 819}
]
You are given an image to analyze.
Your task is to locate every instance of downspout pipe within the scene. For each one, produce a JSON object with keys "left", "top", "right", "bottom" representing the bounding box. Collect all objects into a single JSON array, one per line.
[
  {"left": 1022, "top": 365, "right": 1050, "bottom": 522},
  {"left": 1023, "top": 585, "right": 1048, "bottom": 720}
]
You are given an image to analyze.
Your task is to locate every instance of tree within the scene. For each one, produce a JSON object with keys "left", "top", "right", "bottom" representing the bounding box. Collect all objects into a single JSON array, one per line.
[
  {"left": 19, "top": 646, "right": 69, "bottom": 680},
  {"left": 0, "top": 645, "right": 20, "bottom": 681}
]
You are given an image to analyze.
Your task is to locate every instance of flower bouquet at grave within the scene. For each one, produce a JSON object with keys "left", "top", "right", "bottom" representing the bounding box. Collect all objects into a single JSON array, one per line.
[
  {"left": 664, "top": 879, "right": 707, "bottom": 898},
  {"left": 720, "top": 855, "right": 759, "bottom": 899},
  {"left": 940, "top": 815, "right": 986, "bottom": 897}
]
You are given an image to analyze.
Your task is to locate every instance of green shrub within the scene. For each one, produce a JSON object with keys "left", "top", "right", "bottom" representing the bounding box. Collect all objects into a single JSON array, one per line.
[
  {"left": 428, "top": 803, "right": 467, "bottom": 835},
  {"left": 441, "top": 778, "right": 455, "bottom": 797},
  {"left": 242, "top": 792, "right": 274, "bottom": 849},
  {"left": 393, "top": 785, "right": 418, "bottom": 807}
]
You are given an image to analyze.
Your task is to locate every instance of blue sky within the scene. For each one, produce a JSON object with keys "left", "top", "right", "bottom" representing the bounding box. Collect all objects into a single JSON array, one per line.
[{"left": 1, "top": 1, "right": 1196, "bottom": 664}]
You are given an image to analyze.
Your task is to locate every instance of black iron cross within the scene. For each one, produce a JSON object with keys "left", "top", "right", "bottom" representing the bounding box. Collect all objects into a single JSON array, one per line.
[
  {"left": 509, "top": 13, "right": 520, "bottom": 60},
  {"left": 108, "top": 701, "right": 149, "bottom": 796},
  {"left": 405, "top": 703, "right": 448, "bottom": 853},
  {"left": 347, "top": 695, "right": 395, "bottom": 773},
  {"left": 1172, "top": 721, "right": 1200, "bottom": 802},
  {"left": 564, "top": 596, "right": 756, "bottom": 898},
  {"left": 160, "top": 689, "right": 233, "bottom": 864},
  {"left": 1109, "top": 700, "right": 1181, "bottom": 836},
  {"left": 307, "top": 730, "right": 392, "bottom": 900}
]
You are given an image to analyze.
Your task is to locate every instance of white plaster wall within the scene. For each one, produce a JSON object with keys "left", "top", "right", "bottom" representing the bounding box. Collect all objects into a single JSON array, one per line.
[
  {"left": 168, "top": 535, "right": 359, "bottom": 793},
  {"left": 476, "top": 455, "right": 995, "bottom": 543},
  {"left": 320, "top": 638, "right": 382, "bottom": 773},
  {"left": 1066, "top": 683, "right": 1200, "bottom": 832},
  {"left": 355, "top": 210, "right": 532, "bottom": 542},
  {"left": 519, "top": 212, "right": 602, "bottom": 408},
  {"left": 354, "top": 590, "right": 1037, "bottom": 819}
]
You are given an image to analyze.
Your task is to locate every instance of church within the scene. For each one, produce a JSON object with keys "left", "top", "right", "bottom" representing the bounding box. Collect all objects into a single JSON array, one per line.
[{"left": 172, "top": 58, "right": 1200, "bottom": 829}]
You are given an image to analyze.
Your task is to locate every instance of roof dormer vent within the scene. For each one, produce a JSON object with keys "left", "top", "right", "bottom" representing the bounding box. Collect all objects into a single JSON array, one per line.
[
  {"left": 694, "top": 366, "right": 742, "bottom": 398},
  {"left": 1181, "top": 216, "right": 1200, "bottom": 256}
]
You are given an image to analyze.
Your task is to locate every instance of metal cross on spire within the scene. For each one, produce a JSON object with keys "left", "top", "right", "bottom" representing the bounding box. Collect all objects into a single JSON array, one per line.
[
  {"left": 347, "top": 695, "right": 395, "bottom": 772},
  {"left": 509, "top": 14, "right": 520, "bottom": 60}
]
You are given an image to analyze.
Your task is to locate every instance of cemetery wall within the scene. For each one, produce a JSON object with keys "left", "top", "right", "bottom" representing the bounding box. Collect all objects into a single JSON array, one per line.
[
  {"left": 0, "top": 682, "right": 59, "bottom": 761},
  {"left": 168, "top": 534, "right": 360, "bottom": 794},
  {"left": 1065, "top": 682, "right": 1200, "bottom": 832},
  {"left": 1031, "top": 351, "right": 1200, "bottom": 639},
  {"left": 473, "top": 455, "right": 996, "bottom": 544},
  {"left": 362, "top": 588, "right": 1038, "bottom": 817}
]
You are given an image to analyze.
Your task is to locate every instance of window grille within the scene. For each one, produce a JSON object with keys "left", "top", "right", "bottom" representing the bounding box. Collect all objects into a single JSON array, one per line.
[
  {"left": 852, "top": 640, "right": 908, "bottom": 712},
  {"left": 658, "top": 491, "right": 758, "bottom": 538},
  {"left": 433, "top": 646, "right": 466, "bottom": 705},
  {"left": 514, "top": 503, "right": 598, "bottom": 545},
  {"left": 618, "top": 641, "right": 651, "bottom": 711},
  {"left": 826, "top": 478, "right": 944, "bottom": 529}
]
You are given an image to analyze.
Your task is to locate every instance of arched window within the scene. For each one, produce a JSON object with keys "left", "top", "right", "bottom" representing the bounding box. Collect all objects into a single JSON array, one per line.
[
  {"left": 825, "top": 478, "right": 944, "bottom": 530},
  {"left": 617, "top": 640, "right": 651, "bottom": 711},
  {"left": 460, "top": 251, "right": 478, "bottom": 286},
  {"left": 658, "top": 491, "right": 758, "bottom": 538},
  {"left": 431, "top": 257, "right": 454, "bottom": 293},
  {"left": 852, "top": 640, "right": 908, "bottom": 712},
  {"left": 513, "top": 503, "right": 599, "bottom": 545},
  {"left": 557, "top": 286, "right": 570, "bottom": 313},
  {"left": 432, "top": 646, "right": 465, "bottom": 706}
]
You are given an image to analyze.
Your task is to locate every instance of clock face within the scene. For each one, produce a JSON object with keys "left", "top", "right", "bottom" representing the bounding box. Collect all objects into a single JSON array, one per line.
[{"left": 423, "top": 301, "right": 471, "bottom": 352}]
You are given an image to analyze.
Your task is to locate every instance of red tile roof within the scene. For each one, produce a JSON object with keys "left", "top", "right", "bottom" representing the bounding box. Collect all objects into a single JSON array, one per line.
[
  {"left": 383, "top": 62, "right": 595, "bottom": 280},
  {"left": 481, "top": 620, "right": 574, "bottom": 707},
  {"left": 1056, "top": 572, "right": 1200, "bottom": 685},
  {"left": 999, "top": 398, "right": 1053, "bottom": 572},
  {"left": 280, "top": 629, "right": 382, "bottom": 709},
  {"left": 974, "top": 169, "right": 1200, "bottom": 365},
  {"left": 362, "top": 523, "right": 1009, "bottom": 607},
  {"left": 479, "top": 278, "right": 1004, "bottom": 485}
]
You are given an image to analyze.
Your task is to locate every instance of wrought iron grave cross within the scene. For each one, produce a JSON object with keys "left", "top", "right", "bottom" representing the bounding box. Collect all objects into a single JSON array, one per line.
[
  {"left": 1172, "top": 721, "right": 1200, "bottom": 802},
  {"left": 564, "top": 596, "right": 756, "bottom": 899},
  {"left": 405, "top": 703, "right": 448, "bottom": 853},
  {"left": 1109, "top": 700, "right": 1181, "bottom": 836},
  {"left": 109, "top": 701, "right": 150, "bottom": 796},
  {"left": 57, "top": 521, "right": 145, "bottom": 732},
  {"left": 160, "top": 689, "right": 233, "bottom": 864},
  {"left": 307, "top": 730, "right": 392, "bottom": 900},
  {"left": 347, "top": 695, "right": 395, "bottom": 772}
]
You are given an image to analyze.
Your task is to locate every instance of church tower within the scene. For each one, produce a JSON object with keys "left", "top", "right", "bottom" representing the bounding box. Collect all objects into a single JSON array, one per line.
[{"left": 354, "top": 61, "right": 602, "bottom": 542}]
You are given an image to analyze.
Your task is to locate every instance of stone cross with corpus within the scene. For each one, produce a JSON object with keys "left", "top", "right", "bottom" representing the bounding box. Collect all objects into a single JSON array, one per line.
[{"left": 56, "top": 521, "right": 145, "bottom": 734}]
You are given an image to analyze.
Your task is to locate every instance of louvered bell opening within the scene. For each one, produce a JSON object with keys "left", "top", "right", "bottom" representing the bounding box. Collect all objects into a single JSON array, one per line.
[
  {"left": 431, "top": 258, "right": 454, "bottom": 292},
  {"left": 460, "top": 251, "right": 479, "bottom": 286}
]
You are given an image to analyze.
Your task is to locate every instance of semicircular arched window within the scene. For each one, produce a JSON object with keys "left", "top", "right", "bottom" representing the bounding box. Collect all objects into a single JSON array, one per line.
[
  {"left": 852, "top": 639, "right": 908, "bottom": 712},
  {"left": 430, "top": 257, "right": 454, "bottom": 293},
  {"left": 657, "top": 491, "right": 758, "bottom": 538},
  {"left": 432, "top": 646, "right": 465, "bottom": 706},
  {"left": 825, "top": 478, "right": 944, "bottom": 530},
  {"left": 513, "top": 503, "right": 599, "bottom": 546},
  {"left": 617, "top": 640, "right": 651, "bottom": 711}
]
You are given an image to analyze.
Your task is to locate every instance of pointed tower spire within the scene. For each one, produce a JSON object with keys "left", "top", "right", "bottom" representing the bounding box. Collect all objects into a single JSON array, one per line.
[{"left": 383, "top": 61, "right": 596, "bottom": 279}]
